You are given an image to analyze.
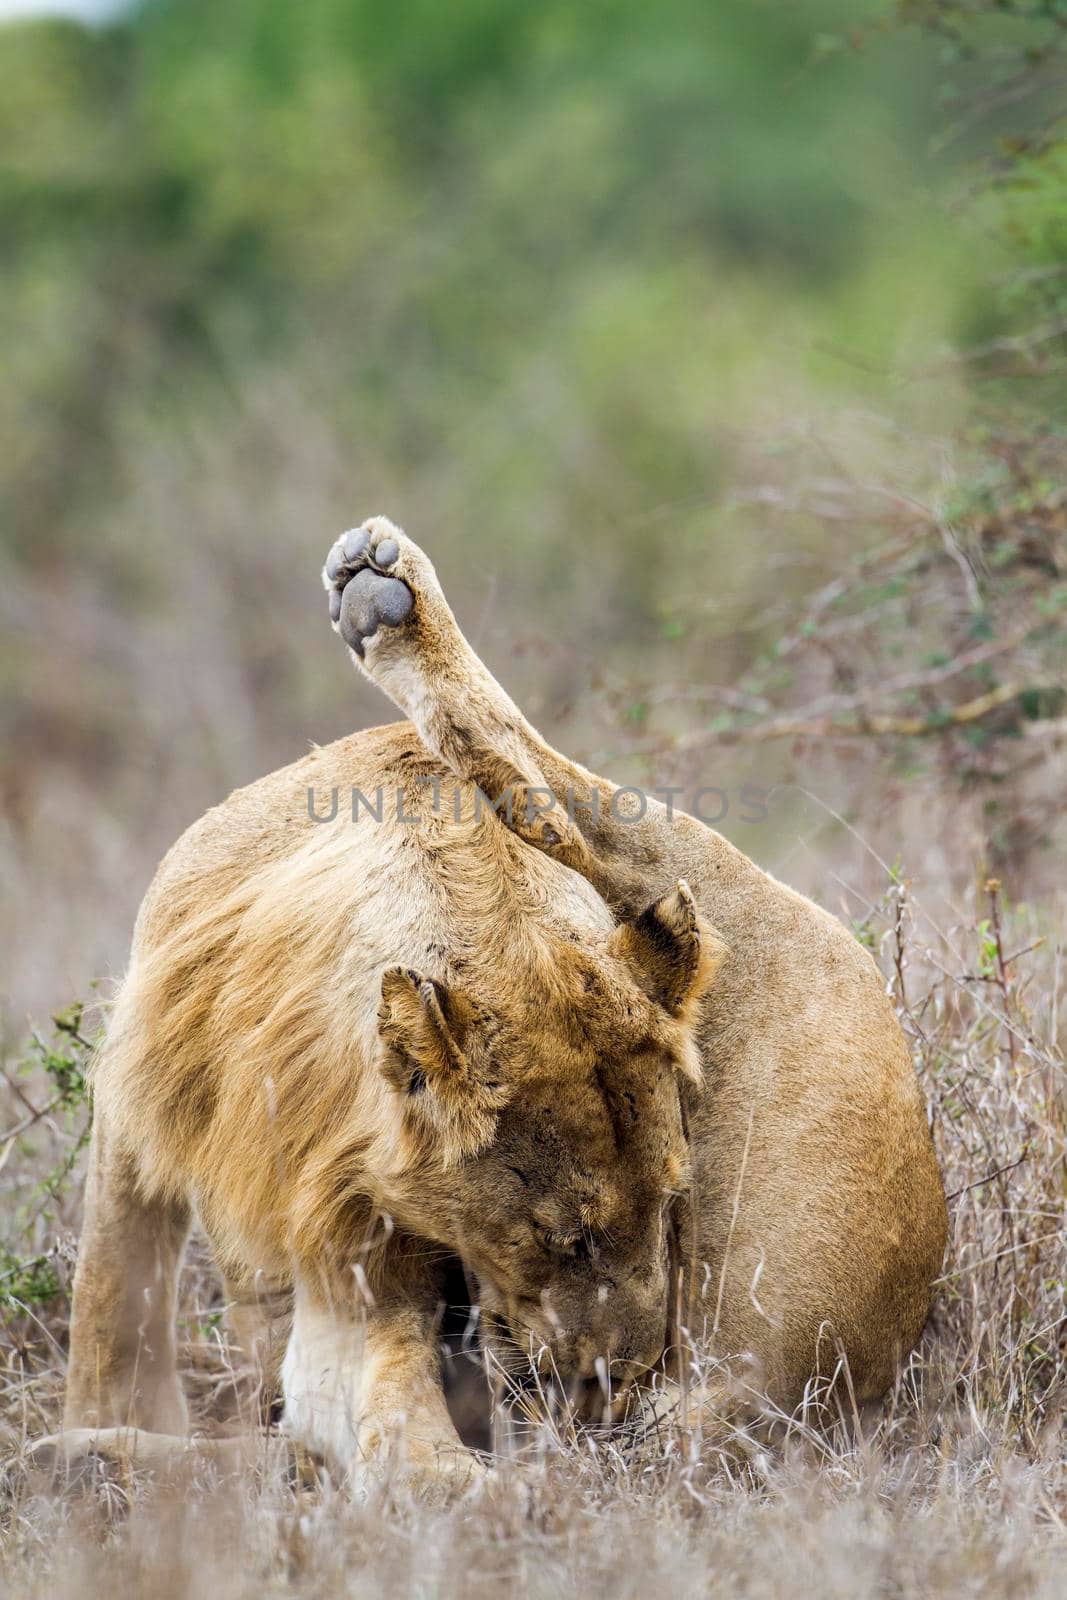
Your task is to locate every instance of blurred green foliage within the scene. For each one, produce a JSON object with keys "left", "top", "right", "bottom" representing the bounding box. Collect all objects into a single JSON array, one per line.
[
  {"left": 898, "top": 1, "right": 1067, "bottom": 351},
  {"left": 0, "top": 0, "right": 980, "bottom": 569}
]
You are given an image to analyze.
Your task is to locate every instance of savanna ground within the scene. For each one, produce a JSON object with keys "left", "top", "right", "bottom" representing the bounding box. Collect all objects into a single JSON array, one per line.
[{"left": 1, "top": 1, "right": 1066, "bottom": 1594}]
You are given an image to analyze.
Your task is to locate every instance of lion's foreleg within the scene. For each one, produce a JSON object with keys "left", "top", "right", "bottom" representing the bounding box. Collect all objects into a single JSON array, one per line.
[{"left": 281, "top": 1279, "right": 481, "bottom": 1491}]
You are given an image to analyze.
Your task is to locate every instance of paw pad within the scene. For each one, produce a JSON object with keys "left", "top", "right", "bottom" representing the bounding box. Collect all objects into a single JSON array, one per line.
[
  {"left": 339, "top": 568, "right": 414, "bottom": 653},
  {"left": 324, "top": 524, "right": 414, "bottom": 656}
]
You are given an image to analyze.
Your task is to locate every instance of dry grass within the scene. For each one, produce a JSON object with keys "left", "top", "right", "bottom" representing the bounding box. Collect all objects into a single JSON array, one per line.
[{"left": 0, "top": 867, "right": 1064, "bottom": 1599}]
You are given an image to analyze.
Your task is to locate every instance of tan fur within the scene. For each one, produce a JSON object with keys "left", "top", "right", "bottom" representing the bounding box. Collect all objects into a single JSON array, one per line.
[{"left": 63, "top": 517, "right": 946, "bottom": 1486}]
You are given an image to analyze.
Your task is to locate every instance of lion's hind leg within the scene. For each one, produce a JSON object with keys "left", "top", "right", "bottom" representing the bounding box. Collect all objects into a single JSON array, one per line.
[{"left": 64, "top": 1113, "right": 190, "bottom": 1435}]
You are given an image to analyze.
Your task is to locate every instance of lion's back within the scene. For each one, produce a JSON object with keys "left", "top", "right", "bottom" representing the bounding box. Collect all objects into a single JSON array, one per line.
[{"left": 131, "top": 721, "right": 429, "bottom": 955}]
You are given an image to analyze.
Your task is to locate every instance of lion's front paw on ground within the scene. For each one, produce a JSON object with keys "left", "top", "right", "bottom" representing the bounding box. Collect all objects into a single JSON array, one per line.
[
  {"left": 323, "top": 517, "right": 426, "bottom": 658},
  {"left": 353, "top": 1440, "right": 490, "bottom": 1505}
]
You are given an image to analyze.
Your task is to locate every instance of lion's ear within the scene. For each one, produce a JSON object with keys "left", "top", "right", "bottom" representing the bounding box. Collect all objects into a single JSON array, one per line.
[
  {"left": 377, "top": 967, "right": 506, "bottom": 1161},
  {"left": 609, "top": 881, "right": 726, "bottom": 1019}
]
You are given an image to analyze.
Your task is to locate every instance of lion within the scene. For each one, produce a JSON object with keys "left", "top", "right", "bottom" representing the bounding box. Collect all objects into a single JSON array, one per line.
[
  {"left": 56, "top": 517, "right": 946, "bottom": 1489},
  {"left": 58, "top": 536, "right": 727, "bottom": 1488}
]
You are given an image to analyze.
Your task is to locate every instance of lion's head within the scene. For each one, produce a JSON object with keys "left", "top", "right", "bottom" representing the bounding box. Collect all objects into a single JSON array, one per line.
[{"left": 376, "top": 881, "right": 724, "bottom": 1417}]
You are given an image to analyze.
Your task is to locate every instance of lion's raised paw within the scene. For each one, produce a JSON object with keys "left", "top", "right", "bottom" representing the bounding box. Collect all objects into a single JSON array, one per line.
[{"left": 323, "top": 518, "right": 419, "bottom": 658}]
